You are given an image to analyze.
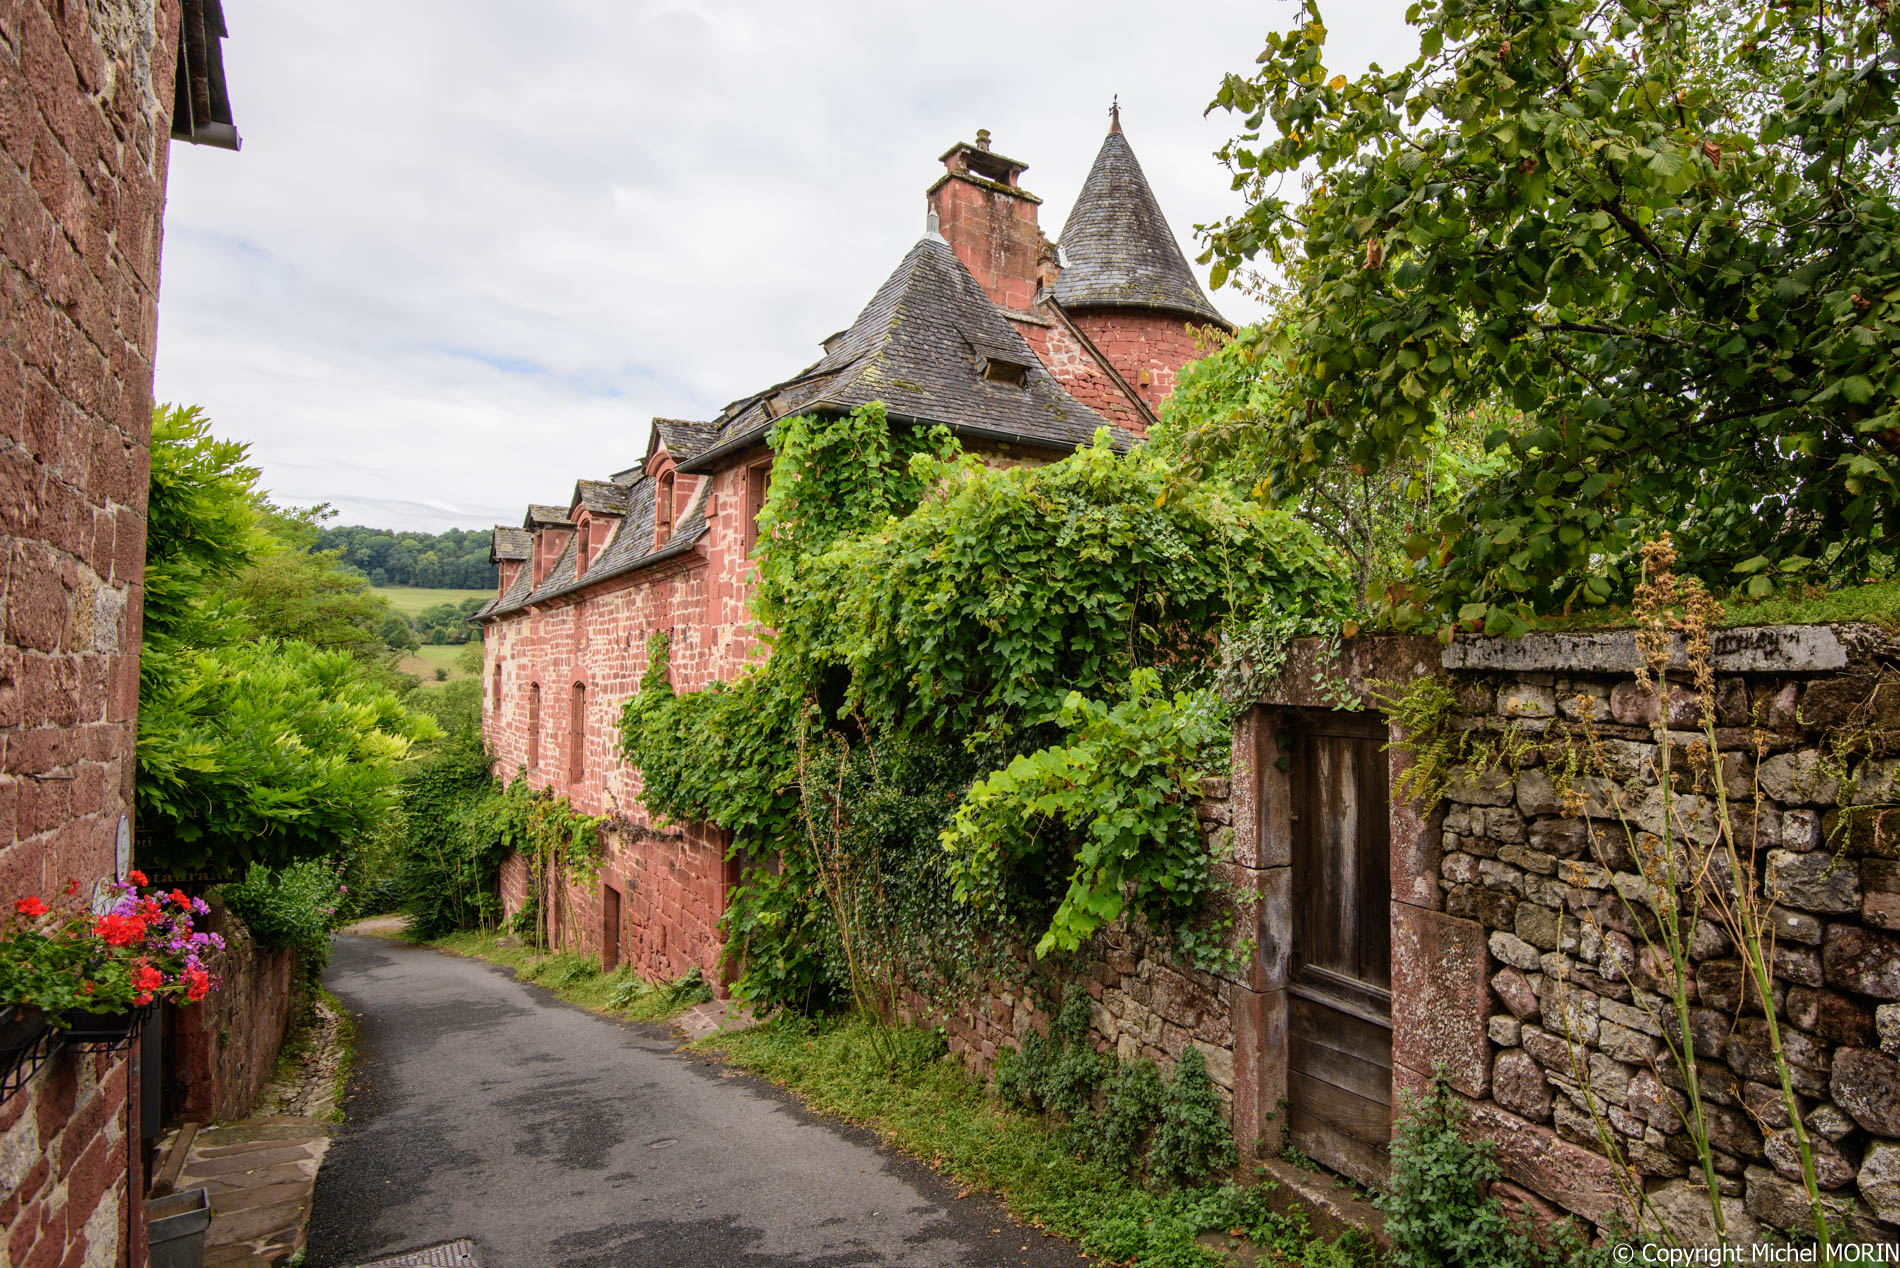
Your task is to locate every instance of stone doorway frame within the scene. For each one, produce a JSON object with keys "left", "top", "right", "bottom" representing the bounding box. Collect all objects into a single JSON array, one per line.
[{"left": 1226, "top": 637, "right": 1489, "bottom": 1172}]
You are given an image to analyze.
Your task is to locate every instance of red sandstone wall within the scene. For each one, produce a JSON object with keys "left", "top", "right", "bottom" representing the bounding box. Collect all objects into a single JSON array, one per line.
[
  {"left": 484, "top": 458, "right": 767, "bottom": 985},
  {"left": 1065, "top": 308, "right": 1211, "bottom": 417},
  {"left": 167, "top": 905, "right": 298, "bottom": 1126},
  {"left": 1016, "top": 319, "right": 1147, "bottom": 436},
  {"left": 0, "top": 0, "right": 183, "bottom": 1264}
]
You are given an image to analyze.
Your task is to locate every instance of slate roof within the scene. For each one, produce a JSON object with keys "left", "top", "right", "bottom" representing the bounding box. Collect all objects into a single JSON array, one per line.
[
  {"left": 572, "top": 480, "right": 631, "bottom": 517},
  {"left": 524, "top": 504, "right": 573, "bottom": 528},
  {"left": 490, "top": 526, "right": 533, "bottom": 563},
  {"left": 1054, "top": 130, "right": 1226, "bottom": 327},
  {"left": 475, "top": 470, "right": 712, "bottom": 622},
  {"left": 678, "top": 235, "right": 1124, "bottom": 472}
]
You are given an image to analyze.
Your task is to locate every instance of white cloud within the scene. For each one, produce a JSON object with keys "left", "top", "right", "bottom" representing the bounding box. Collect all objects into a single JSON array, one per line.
[{"left": 153, "top": 0, "right": 1418, "bottom": 531}]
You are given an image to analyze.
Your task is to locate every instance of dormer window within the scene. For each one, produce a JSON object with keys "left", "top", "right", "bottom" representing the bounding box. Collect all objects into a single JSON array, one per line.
[{"left": 982, "top": 355, "right": 1028, "bottom": 386}]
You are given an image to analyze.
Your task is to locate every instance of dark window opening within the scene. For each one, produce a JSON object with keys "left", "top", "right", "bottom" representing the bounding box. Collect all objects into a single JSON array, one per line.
[
  {"left": 744, "top": 463, "right": 772, "bottom": 555},
  {"left": 568, "top": 683, "right": 586, "bottom": 786},
  {"left": 527, "top": 683, "right": 542, "bottom": 770}
]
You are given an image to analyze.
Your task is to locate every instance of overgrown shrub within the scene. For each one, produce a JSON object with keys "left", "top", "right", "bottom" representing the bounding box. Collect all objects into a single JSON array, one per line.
[
  {"left": 1377, "top": 1071, "right": 1608, "bottom": 1268},
  {"left": 1150, "top": 1045, "right": 1236, "bottom": 1187},
  {"left": 388, "top": 739, "right": 506, "bottom": 939},
  {"left": 219, "top": 858, "right": 350, "bottom": 986},
  {"left": 1087, "top": 1057, "right": 1166, "bottom": 1175}
]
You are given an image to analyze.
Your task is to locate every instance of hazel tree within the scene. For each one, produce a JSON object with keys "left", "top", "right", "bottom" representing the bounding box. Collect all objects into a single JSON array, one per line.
[{"left": 1202, "top": 0, "right": 1900, "bottom": 632}]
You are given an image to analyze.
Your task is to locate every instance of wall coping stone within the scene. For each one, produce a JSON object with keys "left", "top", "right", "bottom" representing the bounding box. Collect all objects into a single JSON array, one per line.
[{"left": 1441, "top": 624, "right": 1852, "bottom": 675}]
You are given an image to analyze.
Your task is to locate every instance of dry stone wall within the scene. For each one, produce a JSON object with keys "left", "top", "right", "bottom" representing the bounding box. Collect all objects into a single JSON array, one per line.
[{"left": 1433, "top": 623, "right": 1900, "bottom": 1243}]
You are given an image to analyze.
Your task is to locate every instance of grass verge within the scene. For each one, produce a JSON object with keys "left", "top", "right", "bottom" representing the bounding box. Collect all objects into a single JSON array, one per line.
[
  {"left": 693, "top": 1012, "right": 1375, "bottom": 1268},
  {"left": 422, "top": 928, "right": 713, "bottom": 1024}
]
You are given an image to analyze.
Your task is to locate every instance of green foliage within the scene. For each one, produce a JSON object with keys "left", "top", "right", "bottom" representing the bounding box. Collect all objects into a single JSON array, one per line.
[
  {"left": 137, "top": 638, "right": 436, "bottom": 874},
  {"left": 413, "top": 596, "right": 488, "bottom": 644},
  {"left": 219, "top": 858, "right": 351, "bottom": 986},
  {"left": 234, "top": 503, "right": 405, "bottom": 663},
  {"left": 1149, "top": 1045, "right": 1237, "bottom": 1187},
  {"left": 1377, "top": 1071, "right": 1608, "bottom": 1268},
  {"left": 1203, "top": 0, "right": 1900, "bottom": 631},
  {"left": 1154, "top": 325, "right": 1512, "bottom": 609},
  {"left": 621, "top": 407, "right": 1348, "bottom": 1008},
  {"left": 137, "top": 407, "right": 433, "bottom": 878},
  {"left": 944, "top": 670, "right": 1226, "bottom": 956},
  {"left": 769, "top": 432, "right": 1346, "bottom": 745},
  {"left": 142, "top": 405, "right": 270, "bottom": 657},
  {"left": 1087, "top": 1057, "right": 1167, "bottom": 1175},
  {"left": 388, "top": 740, "right": 506, "bottom": 940}
]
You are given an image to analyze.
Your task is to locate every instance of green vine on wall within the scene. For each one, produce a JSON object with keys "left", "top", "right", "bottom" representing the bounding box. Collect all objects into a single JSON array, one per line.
[{"left": 492, "top": 773, "right": 607, "bottom": 953}]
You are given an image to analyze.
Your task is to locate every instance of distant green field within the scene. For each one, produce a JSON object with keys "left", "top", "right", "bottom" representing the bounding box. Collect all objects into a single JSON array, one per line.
[
  {"left": 372, "top": 586, "right": 492, "bottom": 618},
  {"left": 400, "top": 644, "right": 475, "bottom": 681}
]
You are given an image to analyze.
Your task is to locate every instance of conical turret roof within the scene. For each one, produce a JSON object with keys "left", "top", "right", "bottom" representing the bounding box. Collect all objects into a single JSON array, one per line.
[{"left": 1054, "top": 129, "right": 1226, "bottom": 326}]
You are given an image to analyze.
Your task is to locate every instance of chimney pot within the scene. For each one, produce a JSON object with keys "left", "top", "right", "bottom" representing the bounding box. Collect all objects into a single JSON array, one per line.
[{"left": 975, "top": 128, "right": 992, "bottom": 151}]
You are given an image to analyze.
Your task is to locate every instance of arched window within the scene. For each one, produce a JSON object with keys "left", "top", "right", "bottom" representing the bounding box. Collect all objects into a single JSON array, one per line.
[
  {"left": 527, "top": 683, "right": 542, "bottom": 770},
  {"left": 568, "top": 682, "right": 586, "bottom": 786},
  {"left": 656, "top": 472, "right": 675, "bottom": 541}
]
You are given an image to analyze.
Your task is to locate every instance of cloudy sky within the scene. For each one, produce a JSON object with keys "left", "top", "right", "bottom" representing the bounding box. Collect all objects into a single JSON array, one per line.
[{"left": 153, "top": 1, "right": 1418, "bottom": 532}]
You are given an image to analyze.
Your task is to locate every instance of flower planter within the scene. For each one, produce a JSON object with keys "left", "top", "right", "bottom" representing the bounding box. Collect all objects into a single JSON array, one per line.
[
  {"left": 54, "top": 1002, "right": 154, "bottom": 1052},
  {"left": 0, "top": 1006, "right": 53, "bottom": 1099}
]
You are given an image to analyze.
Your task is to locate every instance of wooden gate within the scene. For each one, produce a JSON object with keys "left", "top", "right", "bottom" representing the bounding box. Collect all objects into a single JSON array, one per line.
[{"left": 1286, "top": 709, "right": 1393, "bottom": 1187}]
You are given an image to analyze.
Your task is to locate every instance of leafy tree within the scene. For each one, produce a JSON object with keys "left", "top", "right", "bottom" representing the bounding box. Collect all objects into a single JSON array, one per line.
[
  {"left": 1202, "top": 0, "right": 1900, "bottom": 632},
  {"left": 136, "top": 407, "right": 434, "bottom": 877},
  {"left": 1154, "top": 323, "right": 1511, "bottom": 608},
  {"left": 234, "top": 502, "right": 404, "bottom": 661},
  {"left": 142, "top": 406, "right": 269, "bottom": 659}
]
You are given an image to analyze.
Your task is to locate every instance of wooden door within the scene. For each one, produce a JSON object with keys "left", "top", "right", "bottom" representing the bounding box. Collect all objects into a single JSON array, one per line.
[
  {"left": 1287, "top": 710, "right": 1393, "bottom": 1187},
  {"left": 601, "top": 884, "right": 621, "bottom": 971}
]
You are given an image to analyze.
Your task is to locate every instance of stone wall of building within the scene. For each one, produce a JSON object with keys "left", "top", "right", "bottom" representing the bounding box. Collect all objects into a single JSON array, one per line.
[
  {"left": 0, "top": 0, "right": 183, "bottom": 1263},
  {"left": 484, "top": 456, "right": 767, "bottom": 985},
  {"left": 167, "top": 904, "right": 298, "bottom": 1126},
  {"left": 1065, "top": 308, "right": 1210, "bottom": 418}
]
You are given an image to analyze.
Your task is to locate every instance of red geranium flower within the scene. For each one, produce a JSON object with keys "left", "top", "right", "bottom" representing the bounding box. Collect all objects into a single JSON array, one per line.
[
  {"left": 127, "top": 870, "right": 147, "bottom": 886},
  {"left": 63, "top": 879, "right": 79, "bottom": 896},
  {"left": 183, "top": 967, "right": 211, "bottom": 1003},
  {"left": 13, "top": 896, "right": 47, "bottom": 918},
  {"left": 93, "top": 913, "right": 148, "bottom": 948},
  {"left": 170, "top": 889, "right": 189, "bottom": 908}
]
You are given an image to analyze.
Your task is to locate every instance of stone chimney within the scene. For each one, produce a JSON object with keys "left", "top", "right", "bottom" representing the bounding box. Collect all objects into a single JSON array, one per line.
[{"left": 927, "top": 130, "right": 1044, "bottom": 314}]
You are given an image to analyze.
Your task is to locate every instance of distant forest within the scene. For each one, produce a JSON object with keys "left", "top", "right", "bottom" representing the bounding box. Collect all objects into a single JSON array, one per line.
[{"left": 315, "top": 525, "right": 497, "bottom": 589}]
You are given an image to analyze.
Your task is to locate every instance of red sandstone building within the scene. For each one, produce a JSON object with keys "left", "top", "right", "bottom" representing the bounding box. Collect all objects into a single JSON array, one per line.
[
  {"left": 0, "top": 2, "right": 237, "bottom": 1264},
  {"left": 475, "top": 117, "right": 1227, "bottom": 984}
]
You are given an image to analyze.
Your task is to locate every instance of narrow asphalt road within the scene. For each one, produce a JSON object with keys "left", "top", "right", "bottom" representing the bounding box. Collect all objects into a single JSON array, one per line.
[{"left": 309, "top": 935, "right": 1095, "bottom": 1268}]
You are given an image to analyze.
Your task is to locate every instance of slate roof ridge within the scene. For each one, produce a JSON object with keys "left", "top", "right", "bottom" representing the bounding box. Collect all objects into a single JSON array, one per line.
[{"left": 1053, "top": 128, "right": 1227, "bottom": 327}]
